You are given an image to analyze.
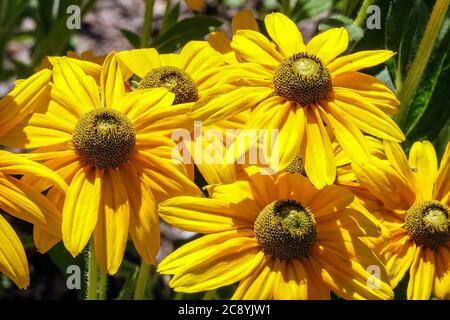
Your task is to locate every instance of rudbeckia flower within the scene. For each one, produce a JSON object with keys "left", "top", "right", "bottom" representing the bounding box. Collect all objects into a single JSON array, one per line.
[
  {"left": 116, "top": 41, "right": 251, "bottom": 178},
  {"left": 158, "top": 169, "right": 394, "bottom": 300},
  {"left": 353, "top": 140, "right": 450, "bottom": 299},
  {"left": 0, "top": 151, "right": 67, "bottom": 288},
  {"left": 191, "top": 12, "right": 404, "bottom": 189},
  {"left": 0, "top": 53, "right": 201, "bottom": 274}
]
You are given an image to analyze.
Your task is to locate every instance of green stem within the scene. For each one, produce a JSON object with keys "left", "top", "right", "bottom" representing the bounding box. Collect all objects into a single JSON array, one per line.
[
  {"left": 98, "top": 273, "right": 107, "bottom": 300},
  {"left": 133, "top": 261, "right": 151, "bottom": 300},
  {"left": 140, "top": 0, "right": 155, "bottom": 48},
  {"left": 86, "top": 241, "right": 98, "bottom": 300},
  {"left": 353, "top": 0, "right": 374, "bottom": 27},
  {"left": 394, "top": 0, "right": 449, "bottom": 126}
]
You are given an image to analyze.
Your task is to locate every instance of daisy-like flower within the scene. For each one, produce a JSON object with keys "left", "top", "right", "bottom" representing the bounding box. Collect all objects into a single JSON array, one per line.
[
  {"left": 0, "top": 150, "right": 67, "bottom": 288},
  {"left": 158, "top": 168, "right": 394, "bottom": 299},
  {"left": 116, "top": 41, "right": 251, "bottom": 178},
  {"left": 191, "top": 12, "right": 404, "bottom": 188},
  {"left": 0, "top": 53, "right": 201, "bottom": 274},
  {"left": 353, "top": 140, "right": 450, "bottom": 299}
]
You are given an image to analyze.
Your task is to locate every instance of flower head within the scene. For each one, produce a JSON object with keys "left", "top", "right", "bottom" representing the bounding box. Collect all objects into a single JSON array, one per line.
[
  {"left": 353, "top": 140, "right": 450, "bottom": 299},
  {"left": 0, "top": 53, "right": 201, "bottom": 274},
  {"left": 158, "top": 168, "right": 393, "bottom": 299},
  {"left": 191, "top": 13, "right": 404, "bottom": 189}
]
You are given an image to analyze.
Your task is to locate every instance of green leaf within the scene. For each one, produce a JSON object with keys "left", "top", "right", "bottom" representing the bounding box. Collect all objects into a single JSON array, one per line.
[
  {"left": 161, "top": 2, "right": 180, "bottom": 33},
  {"left": 434, "top": 119, "right": 450, "bottom": 160},
  {"left": 152, "top": 16, "right": 223, "bottom": 53},
  {"left": 120, "top": 29, "right": 141, "bottom": 48},
  {"left": 117, "top": 263, "right": 139, "bottom": 300},
  {"left": 291, "top": 0, "right": 333, "bottom": 22},
  {"left": 385, "top": 0, "right": 431, "bottom": 89},
  {"left": 403, "top": 27, "right": 450, "bottom": 148}
]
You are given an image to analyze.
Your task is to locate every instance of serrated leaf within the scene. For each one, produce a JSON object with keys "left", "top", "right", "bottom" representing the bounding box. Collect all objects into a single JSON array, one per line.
[
  {"left": 152, "top": 16, "right": 223, "bottom": 53},
  {"left": 120, "top": 28, "right": 141, "bottom": 48}
]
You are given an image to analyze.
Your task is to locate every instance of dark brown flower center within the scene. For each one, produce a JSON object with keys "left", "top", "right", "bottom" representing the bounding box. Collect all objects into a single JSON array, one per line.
[
  {"left": 138, "top": 66, "right": 199, "bottom": 104},
  {"left": 405, "top": 200, "right": 450, "bottom": 249},
  {"left": 73, "top": 108, "right": 136, "bottom": 168},
  {"left": 273, "top": 53, "right": 332, "bottom": 105},
  {"left": 254, "top": 199, "right": 317, "bottom": 260}
]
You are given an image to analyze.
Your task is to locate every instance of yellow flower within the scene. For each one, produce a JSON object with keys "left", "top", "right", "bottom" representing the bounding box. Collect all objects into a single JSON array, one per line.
[
  {"left": 0, "top": 151, "right": 67, "bottom": 288},
  {"left": 117, "top": 41, "right": 251, "bottom": 180},
  {"left": 353, "top": 140, "right": 450, "bottom": 299},
  {"left": 158, "top": 169, "right": 394, "bottom": 299},
  {"left": 185, "top": 0, "right": 204, "bottom": 11},
  {"left": 191, "top": 12, "right": 404, "bottom": 189},
  {"left": 0, "top": 53, "right": 201, "bottom": 275}
]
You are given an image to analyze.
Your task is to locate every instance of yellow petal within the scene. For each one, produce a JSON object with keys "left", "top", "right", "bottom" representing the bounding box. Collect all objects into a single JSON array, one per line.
[
  {"left": 312, "top": 239, "right": 394, "bottom": 300},
  {"left": 133, "top": 148, "right": 201, "bottom": 203},
  {"left": 407, "top": 247, "right": 435, "bottom": 300},
  {"left": 179, "top": 41, "right": 223, "bottom": 79},
  {"left": 208, "top": 31, "right": 233, "bottom": 54},
  {"left": 231, "top": 30, "right": 283, "bottom": 68},
  {"left": 0, "top": 150, "right": 67, "bottom": 191},
  {"left": 303, "top": 106, "right": 336, "bottom": 189},
  {"left": 306, "top": 184, "right": 354, "bottom": 218},
  {"left": 273, "top": 259, "right": 308, "bottom": 300},
  {"left": 0, "top": 215, "right": 29, "bottom": 289},
  {"left": 435, "top": 141, "right": 450, "bottom": 204},
  {"left": 0, "top": 172, "right": 61, "bottom": 237},
  {"left": 302, "top": 258, "right": 330, "bottom": 299},
  {"left": 332, "top": 71, "right": 399, "bottom": 114},
  {"left": 119, "top": 163, "right": 159, "bottom": 265},
  {"left": 158, "top": 196, "right": 253, "bottom": 233},
  {"left": 353, "top": 157, "right": 415, "bottom": 211},
  {"left": 169, "top": 236, "right": 263, "bottom": 293},
  {"left": 232, "top": 9, "right": 259, "bottom": 35},
  {"left": 0, "top": 69, "right": 51, "bottom": 137},
  {"left": 101, "top": 52, "right": 126, "bottom": 108},
  {"left": 433, "top": 246, "right": 450, "bottom": 299},
  {"left": 116, "top": 48, "right": 160, "bottom": 78},
  {"left": 62, "top": 167, "right": 102, "bottom": 257},
  {"left": 328, "top": 50, "right": 396, "bottom": 76},
  {"left": 52, "top": 58, "right": 100, "bottom": 113},
  {"left": 158, "top": 229, "right": 255, "bottom": 275},
  {"left": 94, "top": 168, "right": 129, "bottom": 275},
  {"left": 232, "top": 256, "right": 275, "bottom": 300},
  {"left": 325, "top": 100, "right": 370, "bottom": 164},
  {"left": 333, "top": 88, "right": 405, "bottom": 142},
  {"left": 118, "top": 87, "right": 174, "bottom": 125},
  {"left": 381, "top": 234, "right": 416, "bottom": 288},
  {"left": 409, "top": 140, "right": 438, "bottom": 201},
  {"left": 264, "top": 12, "right": 305, "bottom": 58},
  {"left": 33, "top": 226, "right": 60, "bottom": 253},
  {"left": 272, "top": 104, "right": 305, "bottom": 171},
  {"left": 307, "top": 27, "right": 348, "bottom": 64},
  {"left": 383, "top": 141, "right": 416, "bottom": 191},
  {"left": 185, "top": 0, "right": 203, "bottom": 11}
]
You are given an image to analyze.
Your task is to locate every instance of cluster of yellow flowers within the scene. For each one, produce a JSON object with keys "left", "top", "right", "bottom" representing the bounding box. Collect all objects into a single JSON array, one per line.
[{"left": 0, "top": 11, "right": 448, "bottom": 300}]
